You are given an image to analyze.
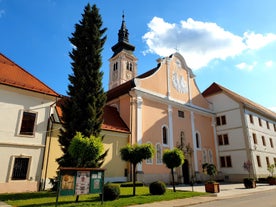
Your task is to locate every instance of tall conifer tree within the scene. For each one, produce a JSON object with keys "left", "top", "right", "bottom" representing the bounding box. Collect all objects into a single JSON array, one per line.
[{"left": 58, "top": 3, "right": 107, "bottom": 167}]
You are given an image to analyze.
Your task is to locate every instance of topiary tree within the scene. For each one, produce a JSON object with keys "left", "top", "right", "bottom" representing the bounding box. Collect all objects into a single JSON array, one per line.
[
  {"left": 68, "top": 132, "right": 104, "bottom": 167},
  {"left": 120, "top": 143, "right": 155, "bottom": 196},
  {"left": 162, "top": 148, "right": 185, "bottom": 192}
]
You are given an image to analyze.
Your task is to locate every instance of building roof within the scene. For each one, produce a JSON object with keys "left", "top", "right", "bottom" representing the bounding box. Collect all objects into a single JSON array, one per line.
[
  {"left": 0, "top": 53, "right": 60, "bottom": 97},
  {"left": 56, "top": 97, "right": 130, "bottom": 133},
  {"left": 107, "top": 66, "right": 159, "bottom": 102},
  {"left": 202, "top": 82, "right": 276, "bottom": 120},
  {"left": 102, "top": 105, "right": 130, "bottom": 133}
]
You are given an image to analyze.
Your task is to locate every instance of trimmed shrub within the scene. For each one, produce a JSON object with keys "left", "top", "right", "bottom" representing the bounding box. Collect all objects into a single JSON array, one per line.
[
  {"left": 102, "top": 183, "right": 120, "bottom": 201},
  {"left": 149, "top": 181, "right": 166, "bottom": 195}
]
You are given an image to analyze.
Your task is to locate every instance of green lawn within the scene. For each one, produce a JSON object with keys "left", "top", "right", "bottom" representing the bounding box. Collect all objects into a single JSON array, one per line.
[{"left": 0, "top": 186, "right": 206, "bottom": 207}]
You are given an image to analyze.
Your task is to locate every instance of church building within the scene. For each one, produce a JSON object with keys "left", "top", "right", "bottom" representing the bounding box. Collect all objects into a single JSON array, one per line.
[{"left": 105, "top": 15, "right": 218, "bottom": 184}]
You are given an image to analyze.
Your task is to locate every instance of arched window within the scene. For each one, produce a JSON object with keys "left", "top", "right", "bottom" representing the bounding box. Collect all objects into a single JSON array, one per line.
[
  {"left": 180, "top": 131, "right": 185, "bottom": 147},
  {"left": 195, "top": 132, "right": 201, "bottom": 149},
  {"left": 129, "top": 63, "right": 132, "bottom": 71},
  {"left": 146, "top": 142, "right": 153, "bottom": 164},
  {"left": 208, "top": 149, "right": 214, "bottom": 164},
  {"left": 202, "top": 148, "right": 207, "bottom": 163},
  {"left": 162, "top": 126, "right": 168, "bottom": 145},
  {"left": 156, "top": 143, "right": 162, "bottom": 164},
  {"left": 113, "top": 62, "right": 118, "bottom": 71}
]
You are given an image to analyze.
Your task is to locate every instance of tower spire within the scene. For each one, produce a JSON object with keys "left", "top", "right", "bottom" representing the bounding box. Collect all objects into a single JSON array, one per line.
[{"left": 111, "top": 12, "right": 135, "bottom": 57}]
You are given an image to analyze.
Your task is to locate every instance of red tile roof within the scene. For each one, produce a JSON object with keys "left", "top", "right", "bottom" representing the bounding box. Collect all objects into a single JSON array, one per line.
[
  {"left": 107, "top": 66, "right": 159, "bottom": 102},
  {"left": 0, "top": 53, "right": 59, "bottom": 97},
  {"left": 56, "top": 97, "right": 130, "bottom": 133},
  {"left": 102, "top": 105, "right": 130, "bottom": 133},
  {"left": 203, "top": 82, "right": 276, "bottom": 120}
]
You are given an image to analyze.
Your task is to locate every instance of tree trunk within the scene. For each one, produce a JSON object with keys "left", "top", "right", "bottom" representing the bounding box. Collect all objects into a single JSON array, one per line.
[
  {"left": 133, "top": 164, "right": 136, "bottom": 196},
  {"left": 171, "top": 168, "right": 176, "bottom": 192},
  {"left": 75, "top": 195, "right": 79, "bottom": 202}
]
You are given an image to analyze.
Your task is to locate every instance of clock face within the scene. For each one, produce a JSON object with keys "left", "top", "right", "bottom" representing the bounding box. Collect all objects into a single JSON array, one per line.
[
  {"left": 126, "top": 72, "right": 131, "bottom": 79},
  {"left": 172, "top": 71, "right": 188, "bottom": 94}
]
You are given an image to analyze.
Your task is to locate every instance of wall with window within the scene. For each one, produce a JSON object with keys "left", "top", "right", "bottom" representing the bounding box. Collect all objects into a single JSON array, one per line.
[
  {"left": 0, "top": 86, "right": 57, "bottom": 193},
  {"left": 245, "top": 109, "right": 276, "bottom": 178}
]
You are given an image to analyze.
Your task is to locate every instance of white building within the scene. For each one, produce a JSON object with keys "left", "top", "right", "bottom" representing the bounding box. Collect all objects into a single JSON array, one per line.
[
  {"left": 0, "top": 53, "right": 60, "bottom": 193},
  {"left": 203, "top": 82, "right": 276, "bottom": 182}
]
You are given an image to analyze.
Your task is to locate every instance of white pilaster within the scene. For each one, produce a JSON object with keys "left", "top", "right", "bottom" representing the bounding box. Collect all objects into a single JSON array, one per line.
[
  {"left": 136, "top": 96, "right": 143, "bottom": 144},
  {"left": 190, "top": 111, "right": 198, "bottom": 171},
  {"left": 136, "top": 96, "right": 143, "bottom": 172},
  {"left": 166, "top": 57, "right": 171, "bottom": 98},
  {"left": 168, "top": 105, "right": 174, "bottom": 149}
]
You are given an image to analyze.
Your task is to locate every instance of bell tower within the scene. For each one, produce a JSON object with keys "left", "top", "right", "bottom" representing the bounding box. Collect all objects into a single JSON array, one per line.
[{"left": 109, "top": 14, "right": 137, "bottom": 90}]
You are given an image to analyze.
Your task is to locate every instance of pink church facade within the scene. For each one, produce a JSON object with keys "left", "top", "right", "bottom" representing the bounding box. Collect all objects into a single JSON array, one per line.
[
  {"left": 107, "top": 23, "right": 218, "bottom": 182},
  {"left": 106, "top": 16, "right": 218, "bottom": 184}
]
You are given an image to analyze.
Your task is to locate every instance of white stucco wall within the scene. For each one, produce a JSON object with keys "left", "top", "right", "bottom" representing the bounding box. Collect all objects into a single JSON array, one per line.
[{"left": 0, "top": 85, "right": 56, "bottom": 193}]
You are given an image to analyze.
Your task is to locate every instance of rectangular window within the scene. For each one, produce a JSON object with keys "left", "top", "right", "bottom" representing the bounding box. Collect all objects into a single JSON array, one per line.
[
  {"left": 221, "top": 115, "right": 226, "bottom": 125},
  {"left": 19, "top": 111, "right": 36, "bottom": 136},
  {"left": 216, "top": 115, "right": 226, "bottom": 126},
  {"left": 266, "top": 121, "right": 270, "bottom": 129},
  {"left": 220, "top": 156, "right": 232, "bottom": 168},
  {"left": 252, "top": 133, "right": 257, "bottom": 144},
  {"left": 256, "top": 155, "right": 261, "bottom": 167},
  {"left": 266, "top": 157, "right": 270, "bottom": 167},
  {"left": 218, "top": 135, "right": 223, "bottom": 145},
  {"left": 220, "top": 156, "right": 226, "bottom": 167},
  {"left": 249, "top": 114, "right": 254, "bottom": 124},
  {"left": 262, "top": 136, "right": 266, "bottom": 146},
  {"left": 223, "top": 134, "right": 229, "bottom": 145},
  {"left": 274, "top": 157, "right": 276, "bottom": 165},
  {"left": 12, "top": 157, "right": 30, "bottom": 180},
  {"left": 178, "top": 110, "right": 185, "bottom": 118},
  {"left": 270, "top": 138, "right": 274, "bottom": 148},
  {"left": 226, "top": 156, "right": 232, "bottom": 167},
  {"left": 216, "top": 117, "right": 221, "bottom": 126},
  {"left": 258, "top": 118, "right": 262, "bottom": 127},
  {"left": 218, "top": 134, "right": 229, "bottom": 145},
  {"left": 274, "top": 124, "right": 276, "bottom": 132}
]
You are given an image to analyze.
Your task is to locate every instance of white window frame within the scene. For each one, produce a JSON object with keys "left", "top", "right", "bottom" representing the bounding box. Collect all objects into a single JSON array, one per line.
[
  {"left": 9, "top": 155, "right": 32, "bottom": 181},
  {"left": 156, "top": 143, "right": 162, "bottom": 165},
  {"left": 146, "top": 142, "right": 153, "bottom": 165},
  {"left": 18, "top": 110, "right": 37, "bottom": 137}
]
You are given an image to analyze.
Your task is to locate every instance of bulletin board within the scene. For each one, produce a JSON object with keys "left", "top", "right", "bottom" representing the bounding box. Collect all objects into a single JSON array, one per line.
[{"left": 55, "top": 167, "right": 105, "bottom": 206}]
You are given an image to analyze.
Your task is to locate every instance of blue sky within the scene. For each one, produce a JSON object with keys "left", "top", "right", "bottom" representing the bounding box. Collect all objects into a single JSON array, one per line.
[{"left": 1, "top": 0, "right": 276, "bottom": 112}]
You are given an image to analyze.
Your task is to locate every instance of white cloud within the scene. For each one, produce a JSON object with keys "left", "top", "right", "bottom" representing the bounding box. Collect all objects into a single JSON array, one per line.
[
  {"left": 142, "top": 17, "right": 276, "bottom": 70},
  {"left": 244, "top": 32, "right": 276, "bottom": 50},
  {"left": 235, "top": 62, "right": 257, "bottom": 71},
  {"left": 265, "top": 60, "right": 273, "bottom": 68}
]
